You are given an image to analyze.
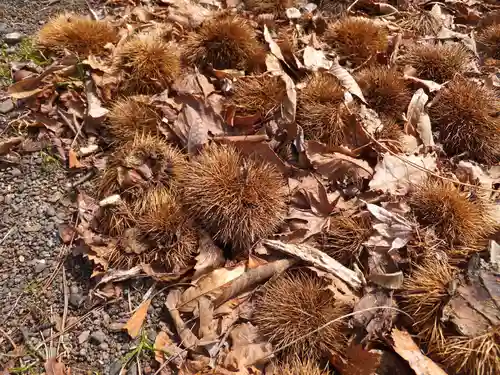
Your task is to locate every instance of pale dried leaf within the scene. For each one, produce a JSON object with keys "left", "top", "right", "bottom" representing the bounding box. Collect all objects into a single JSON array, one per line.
[
  {"left": 455, "top": 161, "right": 497, "bottom": 187},
  {"left": 223, "top": 323, "right": 272, "bottom": 370},
  {"left": 99, "top": 194, "right": 122, "bottom": 207},
  {"left": 286, "top": 207, "right": 330, "bottom": 241},
  {"left": 391, "top": 329, "right": 448, "bottom": 375},
  {"left": 95, "top": 265, "right": 142, "bottom": 287},
  {"left": 214, "top": 258, "right": 296, "bottom": 307},
  {"left": 489, "top": 240, "right": 500, "bottom": 272},
  {"left": 407, "top": 89, "right": 434, "bottom": 147},
  {"left": 353, "top": 289, "right": 397, "bottom": 341},
  {"left": 85, "top": 78, "right": 108, "bottom": 119},
  {"left": 279, "top": 73, "right": 296, "bottom": 125},
  {"left": 193, "top": 231, "right": 225, "bottom": 281},
  {"left": 179, "top": 265, "right": 246, "bottom": 312},
  {"left": 124, "top": 299, "right": 151, "bottom": 338},
  {"left": 404, "top": 74, "right": 442, "bottom": 92},
  {"left": 330, "top": 59, "right": 366, "bottom": 103},
  {"left": 264, "top": 25, "right": 287, "bottom": 63},
  {"left": 303, "top": 46, "right": 332, "bottom": 71},
  {"left": 369, "top": 153, "right": 437, "bottom": 195},
  {"left": 262, "top": 239, "right": 362, "bottom": 289}
]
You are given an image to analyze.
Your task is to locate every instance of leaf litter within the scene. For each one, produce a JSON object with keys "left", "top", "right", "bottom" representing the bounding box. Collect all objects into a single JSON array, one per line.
[{"left": 2, "top": 0, "right": 500, "bottom": 374}]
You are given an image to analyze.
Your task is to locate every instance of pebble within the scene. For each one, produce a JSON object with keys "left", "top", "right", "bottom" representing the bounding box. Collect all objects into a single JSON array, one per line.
[
  {"left": 4, "top": 32, "right": 25, "bottom": 44},
  {"left": 10, "top": 168, "right": 22, "bottom": 177},
  {"left": 109, "top": 360, "right": 123, "bottom": 375},
  {"left": 99, "top": 342, "right": 109, "bottom": 350},
  {"left": 78, "top": 330, "right": 90, "bottom": 344},
  {"left": 108, "top": 322, "right": 124, "bottom": 332},
  {"left": 34, "top": 261, "right": 47, "bottom": 274},
  {"left": 90, "top": 330, "right": 106, "bottom": 345},
  {"left": 45, "top": 206, "right": 56, "bottom": 216},
  {"left": 69, "top": 292, "right": 84, "bottom": 308},
  {"left": 0, "top": 99, "right": 14, "bottom": 114},
  {"left": 25, "top": 223, "right": 41, "bottom": 233},
  {"left": 19, "top": 255, "right": 25, "bottom": 262}
]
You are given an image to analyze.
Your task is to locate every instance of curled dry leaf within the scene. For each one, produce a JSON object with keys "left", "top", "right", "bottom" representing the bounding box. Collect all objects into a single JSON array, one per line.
[
  {"left": 154, "top": 331, "right": 186, "bottom": 368},
  {"left": 391, "top": 329, "right": 448, "bottom": 375},
  {"left": 262, "top": 239, "right": 362, "bottom": 289},
  {"left": 330, "top": 58, "right": 366, "bottom": 104},
  {"left": 123, "top": 298, "right": 152, "bottom": 338},
  {"left": 303, "top": 46, "right": 333, "bottom": 71},
  {"left": 179, "top": 264, "right": 246, "bottom": 312},
  {"left": 369, "top": 153, "right": 437, "bottom": 195},
  {"left": 85, "top": 78, "right": 108, "bottom": 120},
  {"left": 166, "top": 289, "right": 199, "bottom": 349},
  {"left": 192, "top": 231, "right": 225, "bottom": 281},
  {"left": 406, "top": 89, "right": 434, "bottom": 147}
]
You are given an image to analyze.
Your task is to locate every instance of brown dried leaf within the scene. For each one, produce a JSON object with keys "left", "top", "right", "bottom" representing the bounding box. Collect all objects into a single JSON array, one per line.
[
  {"left": 85, "top": 78, "right": 108, "bottom": 120},
  {"left": 223, "top": 323, "right": 272, "bottom": 370},
  {"left": 286, "top": 207, "right": 330, "bottom": 241},
  {"left": 369, "top": 153, "right": 437, "bottom": 195},
  {"left": 124, "top": 299, "right": 151, "bottom": 338},
  {"left": 166, "top": 289, "right": 199, "bottom": 349},
  {"left": 391, "top": 329, "right": 448, "bottom": 375},
  {"left": 193, "top": 231, "right": 225, "bottom": 281},
  {"left": 179, "top": 264, "right": 246, "bottom": 312},
  {"left": 9, "top": 55, "right": 78, "bottom": 99},
  {"left": 44, "top": 357, "right": 67, "bottom": 375},
  {"left": 154, "top": 331, "right": 186, "bottom": 367},
  {"left": 305, "top": 141, "right": 373, "bottom": 181},
  {"left": 262, "top": 239, "right": 362, "bottom": 289},
  {"left": 337, "top": 344, "right": 382, "bottom": 375},
  {"left": 303, "top": 46, "right": 333, "bottom": 71},
  {"left": 172, "top": 95, "right": 225, "bottom": 153},
  {"left": 214, "top": 258, "right": 296, "bottom": 307},
  {"left": 68, "top": 149, "right": 81, "bottom": 169},
  {"left": 0, "top": 136, "right": 24, "bottom": 156},
  {"left": 292, "top": 175, "right": 339, "bottom": 216},
  {"left": 352, "top": 289, "right": 396, "bottom": 341}
]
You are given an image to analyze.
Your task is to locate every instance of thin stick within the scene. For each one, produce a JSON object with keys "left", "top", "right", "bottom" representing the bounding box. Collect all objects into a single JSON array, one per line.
[{"left": 0, "top": 327, "right": 17, "bottom": 349}]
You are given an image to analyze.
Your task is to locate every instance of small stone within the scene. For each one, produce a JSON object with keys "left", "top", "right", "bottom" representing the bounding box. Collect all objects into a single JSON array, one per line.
[
  {"left": 69, "top": 292, "right": 84, "bottom": 308},
  {"left": 25, "top": 223, "right": 42, "bottom": 233},
  {"left": 109, "top": 360, "right": 123, "bottom": 375},
  {"left": 78, "top": 330, "right": 90, "bottom": 344},
  {"left": 0, "top": 99, "right": 14, "bottom": 114},
  {"left": 79, "top": 348, "right": 87, "bottom": 356},
  {"left": 47, "top": 192, "right": 62, "bottom": 203},
  {"left": 45, "top": 206, "right": 56, "bottom": 216},
  {"left": 70, "top": 285, "right": 79, "bottom": 294},
  {"left": 34, "top": 261, "right": 47, "bottom": 274},
  {"left": 99, "top": 342, "right": 109, "bottom": 350},
  {"left": 10, "top": 168, "right": 21, "bottom": 177},
  {"left": 90, "top": 330, "right": 106, "bottom": 345},
  {"left": 19, "top": 255, "right": 25, "bottom": 262},
  {"left": 42, "top": 329, "right": 51, "bottom": 338},
  {"left": 4, "top": 194, "right": 14, "bottom": 205},
  {"left": 4, "top": 32, "right": 25, "bottom": 44},
  {"left": 108, "top": 322, "right": 124, "bottom": 332}
]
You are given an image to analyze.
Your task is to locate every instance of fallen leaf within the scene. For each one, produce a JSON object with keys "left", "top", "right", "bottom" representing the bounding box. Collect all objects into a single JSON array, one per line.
[
  {"left": 123, "top": 299, "right": 152, "bottom": 338},
  {"left": 172, "top": 95, "right": 225, "bottom": 153},
  {"left": 279, "top": 72, "right": 297, "bottom": 126},
  {"left": 404, "top": 74, "right": 442, "bottom": 92},
  {"left": 179, "top": 264, "right": 246, "bottom": 312},
  {"left": 0, "top": 136, "right": 24, "bottom": 156},
  {"left": 192, "top": 231, "right": 225, "bottom": 281},
  {"left": 368, "top": 271, "right": 404, "bottom": 289},
  {"left": 352, "top": 288, "right": 397, "bottom": 342},
  {"left": 303, "top": 46, "right": 333, "bottom": 70},
  {"left": 330, "top": 58, "right": 366, "bottom": 103},
  {"left": 369, "top": 153, "right": 437, "bottom": 195},
  {"left": 68, "top": 149, "right": 82, "bottom": 168},
  {"left": 166, "top": 289, "right": 199, "bottom": 349},
  {"left": 337, "top": 344, "right": 382, "bottom": 375},
  {"left": 44, "top": 357, "right": 67, "bottom": 375},
  {"left": 391, "top": 329, "right": 448, "bottom": 375},
  {"left": 406, "top": 89, "right": 434, "bottom": 147},
  {"left": 154, "top": 331, "right": 186, "bottom": 367},
  {"left": 262, "top": 239, "right": 362, "bottom": 289},
  {"left": 214, "top": 258, "right": 296, "bottom": 307},
  {"left": 305, "top": 140, "right": 373, "bottom": 181},
  {"left": 286, "top": 207, "right": 330, "bottom": 241},
  {"left": 95, "top": 265, "right": 142, "bottom": 287}
]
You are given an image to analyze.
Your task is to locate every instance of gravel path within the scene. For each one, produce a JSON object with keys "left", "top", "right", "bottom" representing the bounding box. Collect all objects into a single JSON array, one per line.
[{"left": 0, "top": 1, "right": 159, "bottom": 372}]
